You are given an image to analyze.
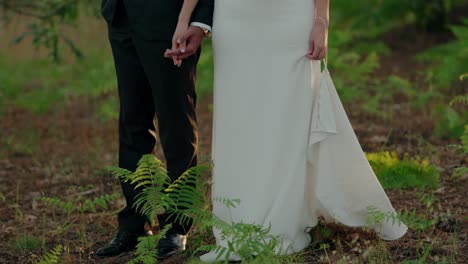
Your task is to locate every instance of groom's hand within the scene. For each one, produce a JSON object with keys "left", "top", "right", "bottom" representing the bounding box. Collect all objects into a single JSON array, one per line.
[{"left": 164, "top": 26, "right": 205, "bottom": 60}]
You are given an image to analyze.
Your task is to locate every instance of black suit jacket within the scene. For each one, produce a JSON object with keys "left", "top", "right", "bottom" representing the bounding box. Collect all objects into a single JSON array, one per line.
[{"left": 101, "top": 0, "right": 214, "bottom": 40}]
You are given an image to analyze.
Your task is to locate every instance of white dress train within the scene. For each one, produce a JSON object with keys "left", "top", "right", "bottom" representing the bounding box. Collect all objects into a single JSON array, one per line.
[{"left": 201, "top": 0, "right": 407, "bottom": 261}]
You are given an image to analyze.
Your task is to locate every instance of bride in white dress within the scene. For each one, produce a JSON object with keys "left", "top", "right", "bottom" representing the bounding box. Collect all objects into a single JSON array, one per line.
[{"left": 170, "top": 0, "right": 407, "bottom": 262}]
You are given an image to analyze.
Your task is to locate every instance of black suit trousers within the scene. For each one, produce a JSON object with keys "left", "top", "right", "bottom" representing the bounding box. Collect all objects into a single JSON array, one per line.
[{"left": 108, "top": 3, "right": 198, "bottom": 235}]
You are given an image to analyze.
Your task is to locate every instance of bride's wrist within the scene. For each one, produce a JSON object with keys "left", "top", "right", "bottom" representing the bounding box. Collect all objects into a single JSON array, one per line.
[
  {"left": 314, "top": 16, "right": 329, "bottom": 29},
  {"left": 177, "top": 17, "right": 190, "bottom": 26}
]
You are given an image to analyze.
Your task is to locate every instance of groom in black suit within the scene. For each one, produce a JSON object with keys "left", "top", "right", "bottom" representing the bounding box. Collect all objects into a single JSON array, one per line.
[{"left": 96, "top": 0, "right": 214, "bottom": 258}]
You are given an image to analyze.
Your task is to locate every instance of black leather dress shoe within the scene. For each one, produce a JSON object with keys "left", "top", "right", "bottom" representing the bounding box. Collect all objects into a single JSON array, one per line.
[
  {"left": 157, "top": 231, "right": 187, "bottom": 259},
  {"left": 96, "top": 229, "right": 152, "bottom": 257}
]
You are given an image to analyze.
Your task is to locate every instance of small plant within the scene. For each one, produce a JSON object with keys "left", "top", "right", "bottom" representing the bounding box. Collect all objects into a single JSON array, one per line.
[
  {"left": 2, "top": 129, "right": 40, "bottom": 156},
  {"left": 319, "top": 243, "right": 332, "bottom": 264},
  {"left": 367, "top": 151, "right": 440, "bottom": 189},
  {"left": 362, "top": 240, "right": 393, "bottom": 264},
  {"left": 401, "top": 243, "right": 433, "bottom": 264},
  {"left": 450, "top": 94, "right": 468, "bottom": 106},
  {"left": 309, "top": 223, "right": 334, "bottom": 248},
  {"left": 196, "top": 221, "right": 292, "bottom": 263},
  {"left": 13, "top": 234, "right": 44, "bottom": 253},
  {"left": 432, "top": 103, "right": 466, "bottom": 139},
  {"left": 446, "top": 93, "right": 468, "bottom": 178},
  {"left": 367, "top": 206, "right": 435, "bottom": 232},
  {"left": 35, "top": 188, "right": 118, "bottom": 244},
  {"left": 36, "top": 192, "right": 118, "bottom": 217},
  {"left": 127, "top": 225, "right": 172, "bottom": 264},
  {"left": 368, "top": 189, "right": 440, "bottom": 233},
  {"left": 32, "top": 245, "right": 62, "bottom": 264}
]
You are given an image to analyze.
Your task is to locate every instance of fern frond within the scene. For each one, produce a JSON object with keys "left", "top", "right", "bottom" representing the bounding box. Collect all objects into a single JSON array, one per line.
[
  {"left": 33, "top": 245, "right": 62, "bottom": 264},
  {"left": 134, "top": 187, "right": 167, "bottom": 222},
  {"left": 416, "top": 191, "right": 438, "bottom": 208},
  {"left": 107, "top": 166, "right": 133, "bottom": 182},
  {"left": 163, "top": 165, "right": 209, "bottom": 225},
  {"left": 36, "top": 196, "right": 74, "bottom": 216},
  {"left": 449, "top": 94, "right": 468, "bottom": 106},
  {"left": 128, "top": 225, "right": 172, "bottom": 264},
  {"left": 462, "top": 125, "right": 468, "bottom": 150},
  {"left": 452, "top": 167, "right": 468, "bottom": 178},
  {"left": 131, "top": 155, "right": 170, "bottom": 189},
  {"left": 213, "top": 197, "right": 241, "bottom": 209},
  {"left": 367, "top": 206, "right": 434, "bottom": 231},
  {"left": 80, "top": 193, "right": 119, "bottom": 213},
  {"left": 121, "top": 154, "right": 296, "bottom": 262}
]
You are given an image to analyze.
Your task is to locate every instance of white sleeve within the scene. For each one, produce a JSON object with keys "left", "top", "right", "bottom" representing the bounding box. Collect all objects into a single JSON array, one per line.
[{"left": 190, "top": 22, "right": 212, "bottom": 32}]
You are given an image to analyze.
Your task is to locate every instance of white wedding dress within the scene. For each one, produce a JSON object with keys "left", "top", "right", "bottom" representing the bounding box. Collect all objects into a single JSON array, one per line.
[{"left": 202, "top": 0, "right": 407, "bottom": 261}]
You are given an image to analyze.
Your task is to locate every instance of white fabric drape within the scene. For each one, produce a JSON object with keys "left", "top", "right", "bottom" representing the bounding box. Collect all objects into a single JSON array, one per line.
[{"left": 202, "top": 0, "right": 407, "bottom": 261}]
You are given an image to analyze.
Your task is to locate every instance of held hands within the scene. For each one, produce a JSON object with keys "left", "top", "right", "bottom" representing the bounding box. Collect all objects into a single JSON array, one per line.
[
  {"left": 165, "top": 25, "right": 205, "bottom": 66},
  {"left": 307, "top": 17, "right": 328, "bottom": 60},
  {"left": 170, "top": 23, "right": 189, "bottom": 66},
  {"left": 168, "top": 20, "right": 326, "bottom": 64}
]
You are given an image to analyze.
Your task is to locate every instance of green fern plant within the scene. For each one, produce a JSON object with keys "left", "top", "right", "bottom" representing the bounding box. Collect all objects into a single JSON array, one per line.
[
  {"left": 127, "top": 225, "right": 172, "bottom": 264},
  {"left": 433, "top": 103, "right": 467, "bottom": 139},
  {"left": 118, "top": 154, "right": 301, "bottom": 263},
  {"left": 33, "top": 245, "right": 62, "bottom": 264},
  {"left": 195, "top": 220, "right": 299, "bottom": 263},
  {"left": 367, "top": 206, "right": 434, "bottom": 231},
  {"left": 163, "top": 165, "right": 212, "bottom": 228},
  {"left": 36, "top": 193, "right": 118, "bottom": 216},
  {"left": 35, "top": 196, "right": 74, "bottom": 220},
  {"left": 36, "top": 189, "right": 119, "bottom": 244},
  {"left": 111, "top": 154, "right": 214, "bottom": 228},
  {"left": 450, "top": 94, "right": 468, "bottom": 106},
  {"left": 367, "top": 189, "right": 439, "bottom": 233},
  {"left": 79, "top": 194, "right": 119, "bottom": 213}
]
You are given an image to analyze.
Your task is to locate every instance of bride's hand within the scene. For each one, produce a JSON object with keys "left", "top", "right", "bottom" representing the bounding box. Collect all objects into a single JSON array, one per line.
[
  {"left": 171, "top": 22, "right": 189, "bottom": 67},
  {"left": 307, "top": 17, "right": 328, "bottom": 60}
]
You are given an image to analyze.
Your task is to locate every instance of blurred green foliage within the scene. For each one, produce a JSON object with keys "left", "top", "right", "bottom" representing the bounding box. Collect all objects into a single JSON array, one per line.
[
  {"left": 197, "top": 40, "right": 214, "bottom": 98},
  {"left": 1, "top": 0, "right": 466, "bottom": 139},
  {"left": 367, "top": 152, "right": 440, "bottom": 189},
  {"left": 417, "top": 19, "right": 468, "bottom": 88},
  {"left": 0, "top": 52, "right": 116, "bottom": 119}
]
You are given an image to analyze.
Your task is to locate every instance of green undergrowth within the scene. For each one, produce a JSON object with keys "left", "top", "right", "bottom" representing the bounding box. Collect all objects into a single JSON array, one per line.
[
  {"left": 197, "top": 40, "right": 214, "bottom": 98},
  {"left": 0, "top": 51, "right": 117, "bottom": 119},
  {"left": 0, "top": 41, "right": 214, "bottom": 120},
  {"left": 30, "top": 152, "right": 453, "bottom": 263},
  {"left": 367, "top": 151, "right": 440, "bottom": 189},
  {"left": 417, "top": 19, "right": 468, "bottom": 89},
  {"left": 108, "top": 154, "right": 304, "bottom": 263},
  {"left": 1, "top": 127, "right": 41, "bottom": 157},
  {"left": 35, "top": 185, "right": 118, "bottom": 245},
  {"left": 13, "top": 234, "right": 44, "bottom": 253},
  {"left": 32, "top": 245, "right": 62, "bottom": 264}
]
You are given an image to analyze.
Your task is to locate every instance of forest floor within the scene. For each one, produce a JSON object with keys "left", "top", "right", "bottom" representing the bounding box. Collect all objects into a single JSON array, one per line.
[{"left": 0, "top": 21, "right": 466, "bottom": 264}]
